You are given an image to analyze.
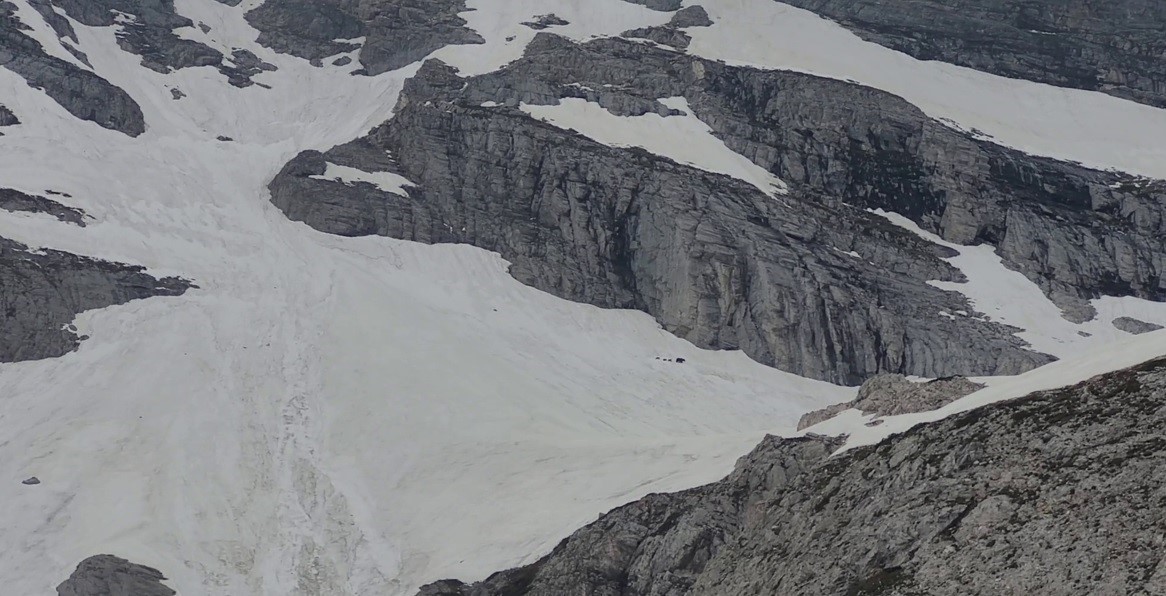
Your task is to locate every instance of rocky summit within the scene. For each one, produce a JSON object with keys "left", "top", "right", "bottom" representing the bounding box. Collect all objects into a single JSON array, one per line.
[{"left": 0, "top": 1, "right": 1164, "bottom": 594}]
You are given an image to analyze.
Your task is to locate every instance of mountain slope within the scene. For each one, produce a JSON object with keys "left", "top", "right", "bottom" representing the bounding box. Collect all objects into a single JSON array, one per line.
[{"left": 0, "top": 1, "right": 1164, "bottom": 595}]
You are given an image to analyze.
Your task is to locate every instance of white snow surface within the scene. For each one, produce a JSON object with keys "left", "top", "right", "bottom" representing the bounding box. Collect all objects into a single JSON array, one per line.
[
  {"left": 311, "top": 163, "right": 415, "bottom": 195},
  {"left": 0, "top": 1, "right": 846, "bottom": 594},
  {"left": 520, "top": 96, "right": 788, "bottom": 196},
  {"left": 4, "top": 0, "right": 1166, "bottom": 594}
]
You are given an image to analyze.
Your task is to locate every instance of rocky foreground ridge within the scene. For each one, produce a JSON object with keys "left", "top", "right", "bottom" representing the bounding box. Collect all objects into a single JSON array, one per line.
[{"left": 417, "top": 356, "right": 1166, "bottom": 595}]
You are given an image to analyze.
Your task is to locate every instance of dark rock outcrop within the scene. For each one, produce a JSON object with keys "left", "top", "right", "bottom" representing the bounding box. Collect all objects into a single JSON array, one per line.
[
  {"left": 523, "top": 14, "right": 569, "bottom": 31},
  {"left": 0, "top": 1, "right": 146, "bottom": 136},
  {"left": 0, "top": 236, "right": 192, "bottom": 362},
  {"left": 419, "top": 356, "right": 1166, "bottom": 595},
  {"left": 0, "top": 188, "right": 88, "bottom": 225},
  {"left": 622, "top": 3, "right": 711, "bottom": 46},
  {"left": 271, "top": 58, "right": 1053, "bottom": 384},
  {"left": 57, "top": 555, "right": 176, "bottom": 596},
  {"left": 775, "top": 0, "right": 1166, "bottom": 108},
  {"left": 621, "top": 25, "right": 692, "bottom": 49},
  {"left": 244, "top": 0, "right": 483, "bottom": 76},
  {"left": 0, "top": 103, "right": 17, "bottom": 127},
  {"left": 668, "top": 5, "right": 712, "bottom": 28},
  {"left": 798, "top": 373, "right": 984, "bottom": 430},
  {"left": 1113, "top": 316, "right": 1165, "bottom": 335}
]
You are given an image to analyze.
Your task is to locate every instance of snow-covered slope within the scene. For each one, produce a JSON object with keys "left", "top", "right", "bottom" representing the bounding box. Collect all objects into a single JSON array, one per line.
[
  {"left": 3, "top": 0, "right": 1166, "bottom": 594},
  {"left": 0, "top": 1, "right": 845, "bottom": 594},
  {"left": 687, "top": 0, "right": 1166, "bottom": 179}
]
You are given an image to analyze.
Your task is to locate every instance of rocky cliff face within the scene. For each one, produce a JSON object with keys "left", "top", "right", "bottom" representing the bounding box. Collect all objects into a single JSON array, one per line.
[
  {"left": 455, "top": 35, "right": 1166, "bottom": 319},
  {"left": 269, "top": 33, "right": 1166, "bottom": 383},
  {"left": 0, "top": 236, "right": 192, "bottom": 362},
  {"left": 775, "top": 0, "right": 1166, "bottom": 109},
  {"left": 419, "top": 356, "right": 1166, "bottom": 596},
  {"left": 271, "top": 56, "right": 1062, "bottom": 385}
]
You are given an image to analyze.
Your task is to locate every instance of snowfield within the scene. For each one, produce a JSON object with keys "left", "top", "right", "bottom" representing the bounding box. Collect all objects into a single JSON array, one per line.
[
  {"left": 0, "top": 1, "right": 841, "bottom": 593},
  {"left": 2, "top": 0, "right": 1166, "bottom": 594}
]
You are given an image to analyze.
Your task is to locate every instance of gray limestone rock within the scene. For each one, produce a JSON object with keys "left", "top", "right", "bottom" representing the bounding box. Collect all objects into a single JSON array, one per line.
[
  {"left": 798, "top": 374, "right": 984, "bottom": 430},
  {"left": 270, "top": 35, "right": 1166, "bottom": 383},
  {"left": 774, "top": 0, "right": 1166, "bottom": 108},
  {"left": 0, "top": 236, "right": 193, "bottom": 362},
  {"left": 452, "top": 36, "right": 1166, "bottom": 317},
  {"left": 0, "top": 1, "right": 146, "bottom": 136},
  {"left": 21, "top": 476, "right": 39, "bottom": 485},
  {"left": 270, "top": 58, "right": 1053, "bottom": 384},
  {"left": 418, "top": 356, "right": 1166, "bottom": 596},
  {"left": 622, "top": 25, "right": 692, "bottom": 49},
  {"left": 244, "top": 0, "right": 484, "bottom": 76},
  {"left": 57, "top": 555, "right": 176, "bottom": 596},
  {"left": 1113, "top": 316, "right": 1164, "bottom": 335},
  {"left": 0, "top": 188, "right": 88, "bottom": 225}
]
